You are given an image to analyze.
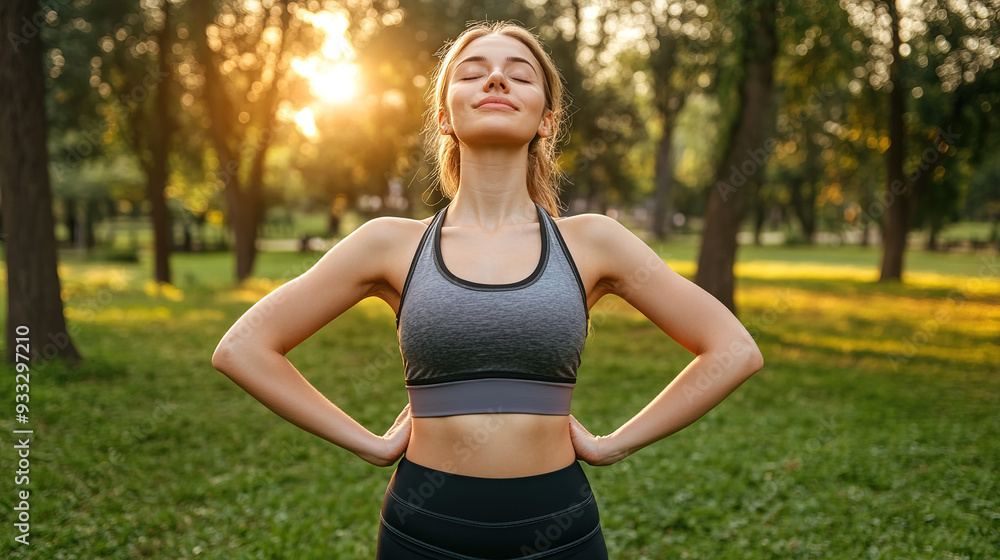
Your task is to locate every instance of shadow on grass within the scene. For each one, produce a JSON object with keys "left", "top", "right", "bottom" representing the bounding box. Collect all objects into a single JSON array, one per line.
[
  {"left": 739, "top": 275, "right": 988, "bottom": 302},
  {"left": 2, "top": 354, "right": 131, "bottom": 385}
]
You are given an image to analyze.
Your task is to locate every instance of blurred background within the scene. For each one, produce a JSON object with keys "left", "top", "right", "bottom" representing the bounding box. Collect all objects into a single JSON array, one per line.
[
  {"left": 3, "top": 0, "right": 999, "bottom": 291},
  {"left": 1, "top": 0, "right": 998, "bottom": 558}
]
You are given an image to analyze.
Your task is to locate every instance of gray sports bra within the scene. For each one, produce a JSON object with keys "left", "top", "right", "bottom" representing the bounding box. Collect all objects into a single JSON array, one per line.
[{"left": 395, "top": 202, "right": 589, "bottom": 417}]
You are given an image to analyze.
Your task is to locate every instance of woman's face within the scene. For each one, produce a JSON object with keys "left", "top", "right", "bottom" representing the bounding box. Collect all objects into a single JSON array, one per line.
[{"left": 440, "top": 34, "right": 553, "bottom": 148}]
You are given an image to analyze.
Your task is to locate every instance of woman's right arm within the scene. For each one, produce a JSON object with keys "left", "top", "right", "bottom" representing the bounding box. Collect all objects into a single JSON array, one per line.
[{"left": 211, "top": 217, "right": 409, "bottom": 467}]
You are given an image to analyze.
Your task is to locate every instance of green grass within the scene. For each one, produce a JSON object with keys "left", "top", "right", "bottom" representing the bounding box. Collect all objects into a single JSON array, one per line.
[{"left": 1, "top": 243, "right": 998, "bottom": 559}]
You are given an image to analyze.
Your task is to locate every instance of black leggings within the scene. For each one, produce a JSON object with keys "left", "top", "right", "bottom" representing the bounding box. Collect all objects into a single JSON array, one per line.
[{"left": 377, "top": 454, "right": 609, "bottom": 559}]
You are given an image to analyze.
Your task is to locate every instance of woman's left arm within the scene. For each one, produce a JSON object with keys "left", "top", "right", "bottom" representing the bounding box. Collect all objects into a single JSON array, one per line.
[{"left": 567, "top": 214, "right": 764, "bottom": 466}]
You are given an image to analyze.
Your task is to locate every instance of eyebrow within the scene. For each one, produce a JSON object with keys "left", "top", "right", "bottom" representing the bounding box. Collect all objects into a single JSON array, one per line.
[{"left": 456, "top": 55, "right": 539, "bottom": 77}]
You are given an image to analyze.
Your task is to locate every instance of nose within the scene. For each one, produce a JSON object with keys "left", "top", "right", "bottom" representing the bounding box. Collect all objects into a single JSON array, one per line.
[{"left": 483, "top": 68, "right": 508, "bottom": 92}]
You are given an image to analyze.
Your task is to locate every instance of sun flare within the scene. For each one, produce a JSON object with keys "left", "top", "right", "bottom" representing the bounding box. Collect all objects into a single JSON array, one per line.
[
  {"left": 290, "top": 10, "right": 360, "bottom": 105},
  {"left": 294, "top": 107, "right": 317, "bottom": 137},
  {"left": 291, "top": 58, "right": 358, "bottom": 103}
]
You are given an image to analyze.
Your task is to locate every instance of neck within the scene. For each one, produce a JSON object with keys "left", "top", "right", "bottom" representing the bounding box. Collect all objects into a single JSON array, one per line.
[{"left": 448, "top": 143, "right": 537, "bottom": 231}]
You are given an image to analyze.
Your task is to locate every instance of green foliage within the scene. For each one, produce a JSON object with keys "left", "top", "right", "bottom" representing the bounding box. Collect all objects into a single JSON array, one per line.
[
  {"left": 93, "top": 245, "right": 141, "bottom": 263},
  {"left": 34, "top": 0, "right": 1000, "bottom": 253}
]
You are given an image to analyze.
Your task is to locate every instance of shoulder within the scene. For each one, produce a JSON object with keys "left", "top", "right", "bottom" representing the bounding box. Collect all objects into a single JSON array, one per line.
[
  {"left": 552, "top": 212, "right": 648, "bottom": 265},
  {"left": 552, "top": 212, "right": 633, "bottom": 247},
  {"left": 350, "top": 214, "right": 435, "bottom": 267},
  {"left": 309, "top": 214, "right": 436, "bottom": 289},
  {"left": 350, "top": 214, "right": 435, "bottom": 249},
  {"left": 552, "top": 212, "right": 664, "bottom": 297}
]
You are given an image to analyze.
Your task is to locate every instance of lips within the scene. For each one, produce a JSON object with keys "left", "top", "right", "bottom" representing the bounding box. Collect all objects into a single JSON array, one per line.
[{"left": 475, "top": 96, "right": 516, "bottom": 110}]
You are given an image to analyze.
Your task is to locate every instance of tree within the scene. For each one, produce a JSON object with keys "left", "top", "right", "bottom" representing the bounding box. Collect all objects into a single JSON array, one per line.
[
  {"left": 878, "top": 0, "right": 908, "bottom": 281},
  {"left": 41, "top": 0, "right": 179, "bottom": 280},
  {"left": 96, "top": 0, "right": 177, "bottom": 282},
  {"left": 695, "top": 0, "right": 778, "bottom": 313},
  {"left": 845, "top": 0, "right": 1000, "bottom": 279},
  {"left": 770, "top": 0, "right": 860, "bottom": 245},
  {"left": 1, "top": 0, "right": 82, "bottom": 365},
  {"left": 190, "top": 0, "right": 407, "bottom": 281},
  {"left": 907, "top": 0, "right": 1000, "bottom": 252},
  {"left": 191, "top": 0, "right": 294, "bottom": 282},
  {"left": 537, "top": 0, "right": 647, "bottom": 214},
  {"left": 146, "top": 2, "right": 175, "bottom": 283},
  {"left": 644, "top": 1, "right": 717, "bottom": 240}
]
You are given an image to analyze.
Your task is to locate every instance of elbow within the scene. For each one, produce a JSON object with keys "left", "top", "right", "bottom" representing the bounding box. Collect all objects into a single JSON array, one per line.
[
  {"left": 212, "top": 338, "right": 280, "bottom": 376},
  {"left": 747, "top": 346, "right": 764, "bottom": 376},
  {"left": 726, "top": 335, "right": 763, "bottom": 378},
  {"left": 212, "top": 340, "right": 234, "bottom": 373},
  {"left": 742, "top": 339, "right": 764, "bottom": 376}
]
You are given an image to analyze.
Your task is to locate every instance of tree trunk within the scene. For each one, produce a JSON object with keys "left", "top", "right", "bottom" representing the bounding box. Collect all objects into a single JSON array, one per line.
[
  {"left": 879, "top": 0, "right": 911, "bottom": 282},
  {"left": 650, "top": 127, "right": 674, "bottom": 240},
  {"left": 65, "top": 197, "right": 78, "bottom": 246},
  {"left": 926, "top": 221, "right": 939, "bottom": 251},
  {"left": 752, "top": 188, "right": 766, "bottom": 246},
  {"left": 649, "top": 33, "right": 682, "bottom": 241},
  {"left": 328, "top": 212, "right": 341, "bottom": 238},
  {"left": 790, "top": 180, "right": 817, "bottom": 243},
  {"left": 147, "top": 5, "right": 174, "bottom": 284},
  {"left": 195, "top": 0, "right": 251, "bottom": 281},
  {"left": 789, "top": 118, "right": 819, "bottom": 243},
  {"left": 695, "top": 0, "right": 777, "bottom": 313},
  {"left": 84, "top": 198, "right": 97, "bottom": 250},
  {"left": 232, "top": 202, "right": 259, "bottom": 281},
  {"left": 1, "top": 0, "right": 82, "bottom": 365}
]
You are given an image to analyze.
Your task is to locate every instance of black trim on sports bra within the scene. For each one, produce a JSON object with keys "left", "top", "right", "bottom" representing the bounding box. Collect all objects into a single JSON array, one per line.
[
  {"left": 433, "top": 203, "right": 549, "bottom": 292},
  {"left": 395, "top": 214, "right": 439, "bottom": 330},
  {"left": 547, "top": 214, "right": 591, "bottom": 324},
  {"left": 405, "top": 369, "right": 578, "bottom": 386}
]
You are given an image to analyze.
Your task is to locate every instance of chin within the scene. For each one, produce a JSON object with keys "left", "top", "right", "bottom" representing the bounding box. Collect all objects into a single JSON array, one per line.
[{"left": 456, "top": 127, "right": 538, "bottom": 148}]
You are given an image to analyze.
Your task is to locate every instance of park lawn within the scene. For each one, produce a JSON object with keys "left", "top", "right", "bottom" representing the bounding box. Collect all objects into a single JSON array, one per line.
[{"left": 0, "top": 244, "right": 997, "bottom": 559}]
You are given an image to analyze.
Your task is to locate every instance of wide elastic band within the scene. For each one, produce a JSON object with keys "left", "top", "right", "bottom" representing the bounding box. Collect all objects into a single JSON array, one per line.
[{"left": 407, "top": 378, "right": 573, "bottom": 417}]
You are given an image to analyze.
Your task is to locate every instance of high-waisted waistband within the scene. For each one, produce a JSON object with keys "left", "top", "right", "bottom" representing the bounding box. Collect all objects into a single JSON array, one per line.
[
  {"left": 377, "top": 454, "right": 608, "bottom": 559},
  {"left": 388, "top": 454, "right": 591, "bottom": 522}
]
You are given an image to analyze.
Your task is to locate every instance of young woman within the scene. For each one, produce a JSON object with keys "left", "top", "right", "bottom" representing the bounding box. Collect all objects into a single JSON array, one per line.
[{"left": 212, "top": 21, "right": 763, "bottom": 559}]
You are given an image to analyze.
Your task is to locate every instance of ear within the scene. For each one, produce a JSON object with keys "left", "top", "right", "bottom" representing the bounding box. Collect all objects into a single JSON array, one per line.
[
  {"left": 438, "top": 108, "right": 451, "bottom": 135},
  {"left": 536, "top": 108, "right": 554, "bottom": 138}
]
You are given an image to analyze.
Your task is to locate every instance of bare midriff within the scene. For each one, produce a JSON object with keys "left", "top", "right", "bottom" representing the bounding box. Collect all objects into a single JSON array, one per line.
[{"left": 406, "top": 414, "right": 577, "bottom": 478}]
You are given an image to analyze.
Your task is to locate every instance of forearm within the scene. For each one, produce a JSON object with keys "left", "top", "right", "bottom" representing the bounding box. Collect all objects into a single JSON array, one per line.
[
  {"left": 603, "top": 342, "right": 763, "bottom": 461},
  {"left": 212, "top": 343, "right": 386, "bottom": 464}
]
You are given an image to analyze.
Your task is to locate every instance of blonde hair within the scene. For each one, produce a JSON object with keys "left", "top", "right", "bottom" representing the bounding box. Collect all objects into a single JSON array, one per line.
[{"left": 422, "top": 21, "right": 569, "bottom": 217}]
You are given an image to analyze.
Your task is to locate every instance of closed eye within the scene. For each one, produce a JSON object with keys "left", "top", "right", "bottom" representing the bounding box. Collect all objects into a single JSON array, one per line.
[{"left": 459, "top": 76, "right": 532, "bottom": 83}]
